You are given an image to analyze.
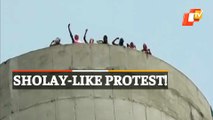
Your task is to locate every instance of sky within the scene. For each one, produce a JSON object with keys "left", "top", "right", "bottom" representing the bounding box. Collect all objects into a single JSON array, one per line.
[{"left": 1, "top": 0, "right": 213, "bottom": 106}]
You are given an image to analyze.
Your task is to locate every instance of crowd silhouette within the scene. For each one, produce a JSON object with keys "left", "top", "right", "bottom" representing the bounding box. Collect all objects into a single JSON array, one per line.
[{"left": 50, "top": 23, "right": 152, "bottom": 56}]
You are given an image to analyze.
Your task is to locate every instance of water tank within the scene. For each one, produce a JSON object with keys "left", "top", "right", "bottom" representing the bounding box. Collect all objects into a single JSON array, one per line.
[{"left": 0, "top": 44, "right": 212, "bottom": 120}]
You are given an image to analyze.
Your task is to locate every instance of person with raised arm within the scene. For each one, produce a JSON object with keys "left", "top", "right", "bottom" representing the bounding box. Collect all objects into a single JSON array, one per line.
[
  {"left": 83, "top": 29, "right": 94, "bottom": 44},
  {"left": 112, "top": 37, "right": 125, "bottom": 47},
  {"left": 68, "top": 23, "right": 81, "bottom": 44}
]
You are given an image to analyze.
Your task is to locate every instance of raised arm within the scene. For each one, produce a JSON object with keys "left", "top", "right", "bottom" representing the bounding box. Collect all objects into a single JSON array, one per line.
[
  {"left": 112, "top": 37, "right": 119, "bottom": 45},
  {"left": 50, "top": 40, "right": 54, "bottom": 46},
  {"left": 83, "top": 29, "right": 88, "bottom": 44},
  {"left": 68, "top": 24, "right": 74, "bottom": 44}
]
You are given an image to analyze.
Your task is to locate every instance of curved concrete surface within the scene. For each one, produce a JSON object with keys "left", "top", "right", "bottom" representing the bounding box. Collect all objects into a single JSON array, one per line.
[{"left": 0, "top": 44, "right": 212, "bottom": 120}]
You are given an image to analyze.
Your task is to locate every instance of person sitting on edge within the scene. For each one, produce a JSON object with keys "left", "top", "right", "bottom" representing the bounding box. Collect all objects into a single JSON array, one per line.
[
  {"left": 147, "top": 49, "right": 152, "bottom": 55},
  {"left": 83, "top": 29, "right": 94, "bottom": 44},
  {"left": 127, "top": 42, "right": 136, "bottom": 49},
  {"left": 112, "top": 37, "right": 125, "bottom": 47},
  {"left": 68, "top": 23, "right": 82, "bottom": 44},
  {"left": 96, "top": 35, "right": 109, "bottom": 44},
  {"left": 141, "top": 43, "right": 148, "bottom": 53},
  {"left": 50, "top": 37, "right": 61, "bottom": 47},
  {"left": 142, "top": 43, "right": 152, "bottom": 55}
]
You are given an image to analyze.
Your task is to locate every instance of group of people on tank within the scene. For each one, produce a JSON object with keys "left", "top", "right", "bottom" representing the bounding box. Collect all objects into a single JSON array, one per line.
[{"left": 50, "top": 23, "right": 151, "bottom": 55}]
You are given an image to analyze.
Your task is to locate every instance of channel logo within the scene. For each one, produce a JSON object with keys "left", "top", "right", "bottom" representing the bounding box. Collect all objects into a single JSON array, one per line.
[{"left": 182, "top": 8, "right": 203, "bottom": 26}]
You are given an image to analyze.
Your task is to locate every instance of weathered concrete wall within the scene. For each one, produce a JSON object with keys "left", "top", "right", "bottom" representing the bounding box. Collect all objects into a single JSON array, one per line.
[{"left": 0, "top": 44, "right": 212, "bottom": 120}]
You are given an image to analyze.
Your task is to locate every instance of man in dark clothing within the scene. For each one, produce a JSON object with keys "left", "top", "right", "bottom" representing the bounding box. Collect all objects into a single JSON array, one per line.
[
  {"left": 103, "top": 35, "right": 108, "bottom": 44},
  {"left": 96, "top": 35, "right": 109, "bottom": 44},
  {"left": 112, "top": 37, "right": 125, "bottom": 47}
]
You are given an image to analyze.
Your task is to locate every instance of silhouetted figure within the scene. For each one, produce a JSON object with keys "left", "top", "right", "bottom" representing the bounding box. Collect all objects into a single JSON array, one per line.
[
  {"left": 142, "top": 43, "right": 152, "bottom": 55},
  {"left": 50, "top": 37, "right": 61, "bottom": 47},
  {"left": 112, "top": 37, "right": 125, "bottom": 47},
  {"left": 68, "top": 23, "right": 81, "bottom": 44},
  {"left": 97, "top": 35, "right": 108, "bottom": 44},
  {"left": 141, "top": 43, "right": 148, "bottom": 53},
  {"left": 127, "top": 42, "right": 136, "bottom": 49},
  {"left": 103, "top": 35, "right": 108, "bottom": 44},
  {"left": 147, "top": 49, "right": 152, "bottom": 55},
  {"left": 84, "top": 29, "right": 94, "bottom": 44},
  {"left": 119, "top": 38, "right": 124, "bottom": 46}
]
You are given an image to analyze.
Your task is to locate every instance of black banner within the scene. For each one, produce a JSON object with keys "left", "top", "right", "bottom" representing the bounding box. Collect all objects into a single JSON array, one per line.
[{"left": 12, "top": 70, "right": 168, "bottom": 89}]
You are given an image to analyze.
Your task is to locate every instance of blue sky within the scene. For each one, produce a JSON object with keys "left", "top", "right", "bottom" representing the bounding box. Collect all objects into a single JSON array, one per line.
[{"left": 1, "top": 0, "right": 213, "bottom": 106}]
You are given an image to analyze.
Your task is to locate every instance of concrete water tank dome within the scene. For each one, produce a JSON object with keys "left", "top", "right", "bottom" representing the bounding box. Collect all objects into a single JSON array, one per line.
[{"left": 0, "top": 44, "right": 212, "bottom": 120}]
